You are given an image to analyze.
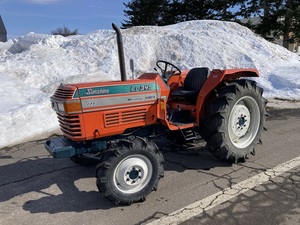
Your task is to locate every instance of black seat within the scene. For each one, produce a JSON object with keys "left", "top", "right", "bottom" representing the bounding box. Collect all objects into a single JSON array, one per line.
[{"left": 172, "top": 67, "right": 210, "bottom": 98}]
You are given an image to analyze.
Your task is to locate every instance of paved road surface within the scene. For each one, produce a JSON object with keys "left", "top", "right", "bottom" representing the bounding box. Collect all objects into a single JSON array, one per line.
[{"left": 0, "top": 108, "right": 299, "bottom": 225}]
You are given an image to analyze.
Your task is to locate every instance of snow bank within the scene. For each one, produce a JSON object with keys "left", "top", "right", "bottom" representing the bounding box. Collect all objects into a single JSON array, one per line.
[{"left": 0, "top": 20, "right": 299, "bottom": 148}]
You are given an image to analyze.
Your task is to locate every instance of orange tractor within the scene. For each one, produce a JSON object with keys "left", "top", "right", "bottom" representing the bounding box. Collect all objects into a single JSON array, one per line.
[{"left": 45, "top": 24, "right": 267, "bottom": 205}]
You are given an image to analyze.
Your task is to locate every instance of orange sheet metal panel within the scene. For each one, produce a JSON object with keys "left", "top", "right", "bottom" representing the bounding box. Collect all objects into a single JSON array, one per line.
[
  {"left": 54, "top": 73, "right": 166, "bottom": 141},
  {"left": 82, "top": 104, "right": 158, "bottom": 140}
]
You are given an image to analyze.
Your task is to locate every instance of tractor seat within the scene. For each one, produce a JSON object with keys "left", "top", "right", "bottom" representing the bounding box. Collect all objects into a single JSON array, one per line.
[{"left": 172, "top": 67, "right": 210, "bottom": 98}]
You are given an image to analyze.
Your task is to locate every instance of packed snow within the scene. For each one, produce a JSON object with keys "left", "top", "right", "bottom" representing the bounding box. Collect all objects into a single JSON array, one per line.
[{"left": 0, "top": 20, "right": 300, "bottom": 149}]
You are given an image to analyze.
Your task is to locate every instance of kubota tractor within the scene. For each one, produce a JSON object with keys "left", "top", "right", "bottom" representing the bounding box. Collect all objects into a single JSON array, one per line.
[{"left": 45, "top": 24, "right": 267, "bottom": 205}]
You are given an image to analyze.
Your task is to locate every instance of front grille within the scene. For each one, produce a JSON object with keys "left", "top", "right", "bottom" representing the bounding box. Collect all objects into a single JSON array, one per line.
[
  {"left": 53, "top": 87, "right": 74, "bottom": 99},
  {"left": 104, "top": 108, "right": 147, "bottom": 127},
  {"left": 57, "top": 113, "right": 82, "bottom": 137}
]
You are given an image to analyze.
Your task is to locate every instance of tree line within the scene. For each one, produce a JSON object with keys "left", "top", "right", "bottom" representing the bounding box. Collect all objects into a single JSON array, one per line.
[
  {"left": 122, "top": 0, "right": 300, "bottom": 49},
  {"left": 51, "top": 26, "right": 78, "bottom": 37}
]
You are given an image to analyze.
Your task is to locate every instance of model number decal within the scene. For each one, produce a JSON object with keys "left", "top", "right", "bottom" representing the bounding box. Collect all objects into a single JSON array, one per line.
[
  {"left": 86, "top": 101, "right": 98, "bottom": 106},
  {"left": 130, "top": 85, "right": 152, "bottom": 92}
]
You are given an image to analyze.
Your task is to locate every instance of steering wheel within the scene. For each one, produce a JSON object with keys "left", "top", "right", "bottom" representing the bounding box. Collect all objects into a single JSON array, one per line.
[{"left": 156, "top": 60, "right": 181, "bottom": 82}]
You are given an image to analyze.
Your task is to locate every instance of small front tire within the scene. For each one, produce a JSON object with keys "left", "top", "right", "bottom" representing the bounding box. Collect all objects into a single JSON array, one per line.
[{"left": 95, "top": 137, "right": 164, "bottom": 205}]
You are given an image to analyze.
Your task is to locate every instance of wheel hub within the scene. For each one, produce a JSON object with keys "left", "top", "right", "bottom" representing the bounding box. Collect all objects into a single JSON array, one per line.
[
  {"left": 228, "top": 96, "right": 261, "bottom": 149},
  {"left": 126, "top": 167, "right": 142, "bottom": 184},
  {"left": 113, "top": 155, "right": 152, "bottom": 193},
  {"left": 230, "top": 104, "right": 251, "bottom": 138}
]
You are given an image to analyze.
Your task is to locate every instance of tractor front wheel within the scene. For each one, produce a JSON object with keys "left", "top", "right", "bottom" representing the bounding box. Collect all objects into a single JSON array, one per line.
[
  {"left": 95, "top": 137, "right": 164, "bottom": 205},
  {"left": 200, "top": 79, "right": 267, "bottom": 163}
]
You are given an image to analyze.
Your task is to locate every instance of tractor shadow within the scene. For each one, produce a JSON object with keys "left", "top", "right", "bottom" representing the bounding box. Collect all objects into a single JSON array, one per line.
[
  {"left": 0, "top": 149, "right": 115, "bottom": 213},
  {"left": 154, "top": 137, "right": 232, "bottom": 172},
  {"left": 0, "top": 137, "right": 231, "bottom": 214},
  {"left": 0, "top": 157, "right": 117, "bottom": 213}
]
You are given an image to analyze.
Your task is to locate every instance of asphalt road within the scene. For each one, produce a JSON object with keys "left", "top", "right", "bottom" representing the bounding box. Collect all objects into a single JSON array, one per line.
[{"left": 0, "top": 108, "right": 299, "bottom": 225}]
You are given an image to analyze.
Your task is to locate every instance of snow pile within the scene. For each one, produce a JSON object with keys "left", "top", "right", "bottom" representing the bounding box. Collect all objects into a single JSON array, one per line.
[{"left": 0, "top": 20, "right": 299, "bottom": 149}]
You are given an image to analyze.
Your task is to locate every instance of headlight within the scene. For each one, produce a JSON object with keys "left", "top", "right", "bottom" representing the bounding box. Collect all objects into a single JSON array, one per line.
[
  {"left": 51, "top": 101, "right": 81, "bottom": 113},
  {"left": 51, "top": 102, "right": 55, "bottom": 110},
  {"left": 57, "top": 103, "right": 65, "bottom": 112}
]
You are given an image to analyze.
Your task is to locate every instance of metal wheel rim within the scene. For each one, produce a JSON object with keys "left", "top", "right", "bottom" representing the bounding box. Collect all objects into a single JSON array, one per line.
[
  {"left": 228, "top": 96, "right": 260, "bottom": 148},
  {"left": 113, "top": 154, "right": 153, "bottom": 194}
]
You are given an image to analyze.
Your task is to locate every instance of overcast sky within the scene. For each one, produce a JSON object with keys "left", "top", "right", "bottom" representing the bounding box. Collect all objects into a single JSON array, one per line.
[{"left": 1, "top": 0, "right": 127, "bottom": 38}]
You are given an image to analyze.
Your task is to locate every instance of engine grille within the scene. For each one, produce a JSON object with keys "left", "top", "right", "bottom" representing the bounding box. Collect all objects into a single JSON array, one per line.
[
  {"left": 57, "top": 113, "right": 82, "bottom": 137},
  {"left": 104, "top": 108, "right": 147, "bottom": 127},
  {"left": 53, "top": 87, "right": 74, "bottom": 99}
]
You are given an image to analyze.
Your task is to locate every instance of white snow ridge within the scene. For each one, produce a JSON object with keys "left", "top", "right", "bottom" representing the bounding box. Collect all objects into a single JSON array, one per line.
[{"left": 0, "top": 20, "right": 299, "bottom": 149}]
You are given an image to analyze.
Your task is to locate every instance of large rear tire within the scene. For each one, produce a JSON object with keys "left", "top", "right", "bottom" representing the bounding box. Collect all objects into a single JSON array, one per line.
[
  {"left": 200, "top": 79, "right": 267, "bottom": 163},
  {"left": 95, "top": 137, "right": 164, "bottom": 205}
]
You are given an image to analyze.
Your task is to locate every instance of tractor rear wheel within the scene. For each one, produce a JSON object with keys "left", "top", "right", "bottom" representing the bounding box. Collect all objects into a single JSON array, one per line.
[
  {"left": 95, "top": 137, "right": 164, "bottom": 205},
  {"left": 200, "top": 79, "right": 267, "bottom": 163}
]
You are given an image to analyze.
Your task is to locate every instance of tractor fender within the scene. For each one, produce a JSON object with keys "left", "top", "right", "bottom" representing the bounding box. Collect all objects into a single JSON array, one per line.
[
  {"left": 196, "top": 68, "right": 259, "bottom": 124},
  {"left": 203, "top": 68, "right": 259, "bottom": 94}
]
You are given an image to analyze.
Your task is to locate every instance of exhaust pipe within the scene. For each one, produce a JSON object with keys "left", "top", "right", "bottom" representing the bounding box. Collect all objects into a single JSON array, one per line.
[{"left": 112, "top": 23, "right": 127, "bottom": 81}]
